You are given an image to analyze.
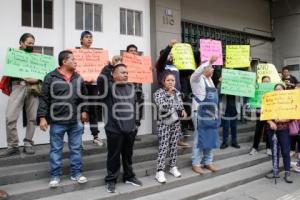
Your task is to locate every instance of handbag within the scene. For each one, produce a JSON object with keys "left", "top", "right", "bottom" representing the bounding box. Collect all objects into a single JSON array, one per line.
[
  {"left": 289, "top": 120, "right": 300, "bottom": 136},
  {"left": 161, "top": 109, "right": 179, "bottom": 125}
]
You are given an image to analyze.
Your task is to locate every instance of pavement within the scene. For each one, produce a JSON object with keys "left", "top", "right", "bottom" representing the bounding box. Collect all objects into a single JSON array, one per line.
[{"left": 200, "top": 171, "right": 300, "bottom": 200}]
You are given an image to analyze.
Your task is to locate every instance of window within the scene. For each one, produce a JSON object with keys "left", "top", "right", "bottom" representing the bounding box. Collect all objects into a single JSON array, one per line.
[
  {"left": 22, "top": 0, "right": 53, "bottom": 28},
  {"left": 75, "top": 1, "right": 102, "bottom": 32},
  {"left": 34, "top": 46, "right": 54, "bottom": 56},
  {"left": 120, "top": 8, "right": 143, "bottom": 36}
]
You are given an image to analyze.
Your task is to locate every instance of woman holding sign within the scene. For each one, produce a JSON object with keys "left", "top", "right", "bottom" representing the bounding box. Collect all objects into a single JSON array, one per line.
[
  {"left": 265, "top": 84, "right": 293, "bottom": 183},
  {"left": 0, "top": 33, "right": 39, "bottom": 157}
]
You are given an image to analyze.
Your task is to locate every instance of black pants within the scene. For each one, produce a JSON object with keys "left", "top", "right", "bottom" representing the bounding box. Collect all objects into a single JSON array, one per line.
[
  {"left": 290, "top": 135, "right": 300, "bottom": 152},
  {"left": 86, "top": 85, "right": 101, "bottom": 137},
  {"left": 105, "top": 130, "right": 136, "bottom": 183},
  {"left": 252, "top": 120, "right": 270, "bottom": 150}
]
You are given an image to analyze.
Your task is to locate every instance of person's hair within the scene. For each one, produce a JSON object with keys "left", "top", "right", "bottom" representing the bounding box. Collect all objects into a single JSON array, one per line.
[
  {"left": 162, "top": 72, "right": 176, "bottom": 83},
  {"left": 80, "top": 31, "right": 92, "bottom": 39},
  {"left": 111, "top": 55, "right": 122, "bottom": 65},
  {"left": 282, "top": 66, "right": 289, "bottom": 72},
  {"left": 274, "top": 83, "right": 286, "bottom": 90},
  {"left": 58, "top": 50, "right": 73, "bottom": 66},
  {"left": 126, "top": 44, "right": 138, "bottom": 52},
  {"left": 261, "top": 76, "right": 271, "bottom": 82},
  {"left": 112, "top": 63, "right": 127, "bottom": 73},
  {"left": 19, "top": 33, "right": 35, "bottom": 45}
]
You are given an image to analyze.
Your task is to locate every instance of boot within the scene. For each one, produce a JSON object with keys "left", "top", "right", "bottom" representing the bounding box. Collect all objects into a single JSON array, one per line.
[{"left": 284, "top": 171, "right": 293, "bottom": 183}]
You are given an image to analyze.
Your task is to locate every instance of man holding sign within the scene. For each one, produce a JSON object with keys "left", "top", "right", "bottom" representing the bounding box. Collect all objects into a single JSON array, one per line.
[{"left": 0, "top": 33, "right": 40, "bottom": 157}]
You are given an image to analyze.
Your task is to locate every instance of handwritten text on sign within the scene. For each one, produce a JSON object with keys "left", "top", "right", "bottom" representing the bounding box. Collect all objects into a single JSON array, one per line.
[
  {"left": 70, "top": 48, "right": 109, "bottom": 82},
  {"left": 4, "top": 48, "right": 55, "bottom": 80},
  {"left": 171, "top": 43, "right": 196, "bottom": 70},
  {"left": 122, "top": 52, "right": 153, "bottom": 84},
  {"left": 221, "top": 69, "right": 256, "bottom": 97},
  {"left": 200, "top": 39, "right": 223, "bottom": 65},
  {"left": 260, "top": 90, "right": 300, "bottom": 120},
  {"left": 225, "top": 45, "right": 250, "bottom": 68},
  {"left": 248, "top": 83, "right": 276, "bottom": 108},
  {"left": 256, "top": 63, "right": 281, "bottom": 83}
]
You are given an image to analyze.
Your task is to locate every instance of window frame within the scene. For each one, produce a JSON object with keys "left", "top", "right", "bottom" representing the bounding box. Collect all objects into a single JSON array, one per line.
[
  {"left": 75, "top": 1, "right": 103, "bottom": 32},
  {"left": 21, "top": 0, "right": 53, "bottom": 29},
  {"left": 120, "top": 7, "right": 143, "bottom": 37}
]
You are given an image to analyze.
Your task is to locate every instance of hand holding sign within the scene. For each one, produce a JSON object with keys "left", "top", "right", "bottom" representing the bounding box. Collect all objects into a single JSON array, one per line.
[{"left": 225, "top": 45, "right": 250, "bottom": 68}]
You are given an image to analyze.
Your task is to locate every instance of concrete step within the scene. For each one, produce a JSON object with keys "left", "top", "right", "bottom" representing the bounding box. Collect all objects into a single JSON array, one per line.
[
  {"left": 0, "top": 143, "right": 267, "bottom": 200},
  {"left": 0, "top": 129, "right": 255, "bottom": 186},
  {"left": 35, "top": 151, "right": 271, "bottom": 200},
  {"left": 134, "top": 162, "right": 272, "bottom": 200}
]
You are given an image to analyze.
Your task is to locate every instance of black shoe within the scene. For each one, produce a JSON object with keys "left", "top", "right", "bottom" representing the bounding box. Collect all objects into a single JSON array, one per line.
[
  {"left": 0, "top": 148, "right": 20, "bottom": 158},
  {"left": 220, "top": 143, "right": 228, "bottom": 149},
  {"left": 124, "top": 177, "right": 143, "bottom": 186},
  {"left": 106, "top": 182, "right": 116, "bottom": 193},
  {"left": 284, "top": 171, "right": 293, "bottom": 183},
  {"left": 23, "top": 146, "right": 35, "bottom": 155},
  {"left": 231, "top": 143, "right": 241, "bottom": 149}
]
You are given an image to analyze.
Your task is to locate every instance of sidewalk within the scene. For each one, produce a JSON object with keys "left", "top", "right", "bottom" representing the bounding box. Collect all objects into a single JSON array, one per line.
[{"left": 200, "top": 171, "right": 300, "bottom": 200}]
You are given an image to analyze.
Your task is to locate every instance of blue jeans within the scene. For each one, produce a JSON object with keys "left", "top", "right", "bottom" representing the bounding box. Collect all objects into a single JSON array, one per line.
[
  {"left": 191, "top": 111, "right": 213, "bottom": 166},
  {"left": 49, "top": 122, "right": 83, "bottom": 178},
  {"left": 222, "top": 119, "right": 237, "bottom": 144}
]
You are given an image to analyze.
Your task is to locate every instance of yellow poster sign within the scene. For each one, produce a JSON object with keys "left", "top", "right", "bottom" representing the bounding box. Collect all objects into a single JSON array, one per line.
[
  {"left": 260, "top": 90, "right": 300, "bottom": 120},
  {"left": 257, "top": 63, "right": 282, "bottom": 83},
  {"left": 225, "top": 45, "right": 250, "bottom": 68},
  {"left": 171, "top": 43, "right": 196, "bottom": 70}
]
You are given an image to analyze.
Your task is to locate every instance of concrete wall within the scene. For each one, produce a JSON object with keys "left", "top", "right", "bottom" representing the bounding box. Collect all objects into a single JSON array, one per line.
[
  {"left": 272, "top": 0, "right": 300, "bottom": 70},
  {"left": 0, "top": 0, "right": 151, "bottom": 148}
]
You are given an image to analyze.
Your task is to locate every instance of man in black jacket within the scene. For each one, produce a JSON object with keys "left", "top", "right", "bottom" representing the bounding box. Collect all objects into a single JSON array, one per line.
[
  {"left": 102, "top": 63, "right": 142, "bottom": 193},
  {"left": 37, "top": 50, "right": 89, "bottom": 188}
]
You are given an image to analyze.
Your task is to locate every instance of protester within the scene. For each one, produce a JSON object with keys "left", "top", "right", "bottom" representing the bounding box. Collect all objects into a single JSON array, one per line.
[
  {"left": 37, "top": 50, "right": 89, "bottom": 188},
  {"left": 249, "top": 76, "right": 272, "bottom": 156},
  {"left": 79, "top": 31, "right": 103, "bottom": 147},
  {"left": 0, "top": 33, "right": 39, "bottom": 157},
  {"left": 155, "top": 39, "right": 191, "bottom": 148},
  {"left": 289, "top": 84, "right": 300, "bottom": 158},
  {"left": 190, "top": 55, "right": 219, "bottom": 174},
  {"left": 220, "top": 94, "right": 240, "bottom": 149},
  {"left": 265, "top": 83, "right": 292, "bottom": 183},
  {"left": 281, "top": 67, "right": 298, "bottom": 89},
  {"left": 153, "top": 73, "right": 187, "bottom": 183},
  {"left": 101, "top": 63, "right": 142, "bottom": 193}
]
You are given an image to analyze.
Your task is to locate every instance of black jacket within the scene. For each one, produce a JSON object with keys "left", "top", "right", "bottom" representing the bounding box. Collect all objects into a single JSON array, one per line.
[
  {"left": 102, "top": 81, "right": 137, "bottom": 134},
  {"left": 37, "top": 69, "right": 88, "bottom": 124}
]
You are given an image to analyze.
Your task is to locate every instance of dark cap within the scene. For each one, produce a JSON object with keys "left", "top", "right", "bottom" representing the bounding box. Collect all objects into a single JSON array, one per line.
[{"left": 80, "top": 31, "right": 92, "bottom": 39}]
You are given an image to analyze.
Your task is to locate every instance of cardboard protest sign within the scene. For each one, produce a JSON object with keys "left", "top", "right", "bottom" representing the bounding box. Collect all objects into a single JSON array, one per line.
[
  {"left": 199, "top": 39, "right": 223, "bottom": 65},
  {"left": 3, "top": 48, "right": 55, "bottom": 80},
  {"left": 225, "top": 45, "right": 250, "bottom": 68},
  {"left": 260, "top": 90, "right": 300, "bottom": 120},
  {"left": 70, "top": 48, "right": 109, "bottom": 82},
  {"left": 171, "top": 43, "right": 196, "bottom": 70},
  {"left": 256, "top": 63, "right": 282, "bottom": 83},
  {"left": 122, "top": 52, "right": 153, "bottom": 83},
  {"left": 248, "top": 83, "right": 276, "bottom": 108},
  {"left": 221, "top": 68, "right": 256, "bottom": 97}
]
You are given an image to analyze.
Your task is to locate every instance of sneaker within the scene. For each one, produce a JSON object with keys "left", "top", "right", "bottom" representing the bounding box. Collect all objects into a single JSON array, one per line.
[
  {"left": 70, "top": 174, "right": 88, "bottom": 184},
  {"left": 169, "top": 166, "right": 181, "bottom": 178},
  {"left": 249, "top": 148, "right": 258, "bottom": 155},
  {"left": 125, "top": 177, "right": 142, "bottom": 186},
  {"left": 155, "top": 171, "right": 167, "bottom": 183},
  {"left": 292, "top": 163, "right": 300, "bottom": 173},
  {"left": 177, "top": 141, "right": 191, "bottom": 148},
  {"left": 0, "top": 147, "right": 20, "bottom": 158},
  {"left": 284, "top": 171, "right": 293, "bottom": 183},
  {"left": 290, "top": 151, "right": 296, "bottom": 157},
  {"left": 49, "top": 177, "right": 60, "bottom": 188},
  {"left": 93, "top": 137, "right": 103, "bottom": 146},
  {"left": 266, "top": 148, "right": 272, "bottom": 156},
  {"left": 106, "top": 182, "right": 116, "bottom": 193},
  {"left": 23, "top": 145, "right": 35, "bottom": 155}
]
